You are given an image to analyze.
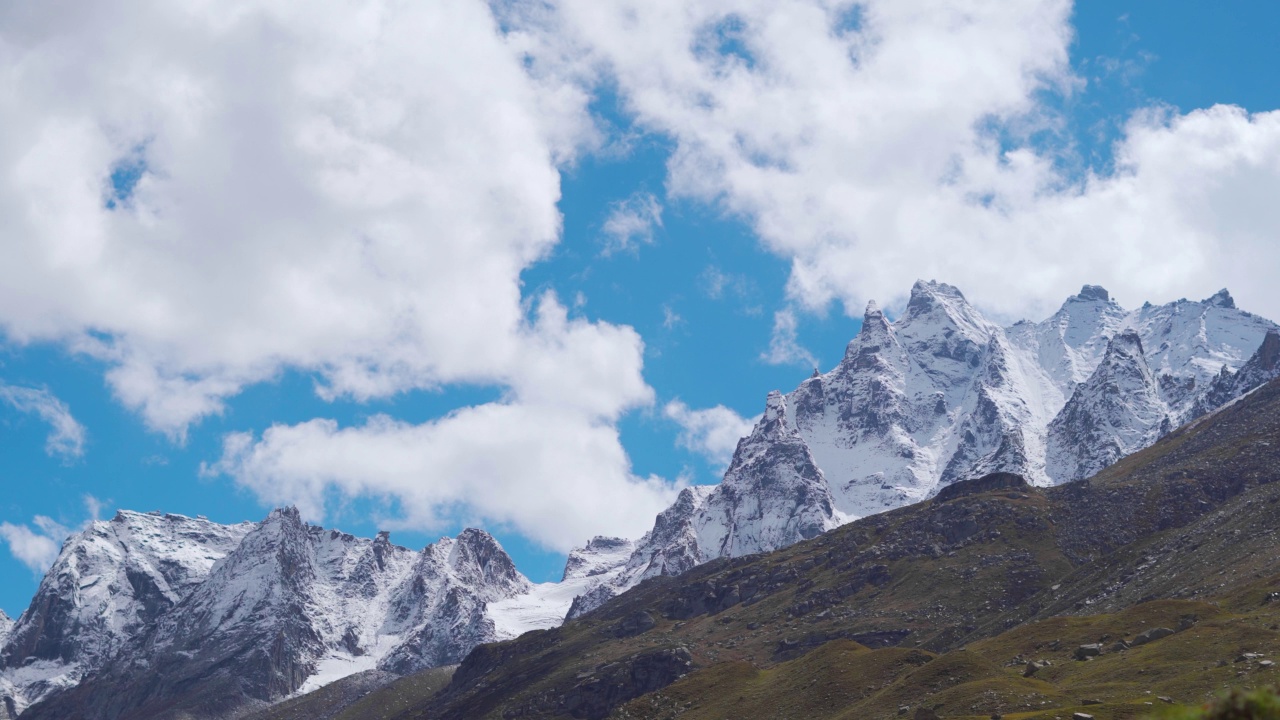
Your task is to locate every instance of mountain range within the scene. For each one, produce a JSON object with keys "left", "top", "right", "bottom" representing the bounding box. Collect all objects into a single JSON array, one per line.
[
  {"left": 3, "top": 280, "right": 1279, "bottom": 719},
  {"left": 410, "top": 370, "right": 1280, "bottom": 720},
  {"left": 562, "top": 281, "right": 1280, "bottom": 615}
]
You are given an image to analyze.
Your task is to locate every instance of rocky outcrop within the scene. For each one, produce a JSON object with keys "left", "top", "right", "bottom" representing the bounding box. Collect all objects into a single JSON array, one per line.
[
  {"left": 1045, "top": 332, "right": 1170, "bottom": 483},
  {"left": 566, "top": 392, "right": 837, "bottom": 618},
  {"left": 559, "top": 647, "right": 694, "bottom": 720},
  {"left": 0, "top": 511, "right": 254, "bottom": 714},
  {"left": 1192, "top": 329, "right": 1280, "bottom": 418},
  {"left": 933, "top": 472, "right": 1030, "bottom": 504}
]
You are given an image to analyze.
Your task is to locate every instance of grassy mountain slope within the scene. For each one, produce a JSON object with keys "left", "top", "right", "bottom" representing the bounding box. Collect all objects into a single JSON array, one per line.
[{"left": 276, "top": 379, "right": 1280, "bottom": 720}]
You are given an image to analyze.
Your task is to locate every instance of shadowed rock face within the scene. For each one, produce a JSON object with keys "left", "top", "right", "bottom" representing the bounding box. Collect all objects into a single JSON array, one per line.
[
  {"left": 1045, "top": 331, "right": 1170, "bottom": 484},
  {"left": 0, "top": 511, "right": 255, "bottom": 714},
  {"left": 1193, "top": 329, "right": 1280, "bottom": 419}
]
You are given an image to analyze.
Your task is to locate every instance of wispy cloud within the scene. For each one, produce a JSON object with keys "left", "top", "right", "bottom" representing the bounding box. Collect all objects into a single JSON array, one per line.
[
  {"left": 662, "top": 304, "right": 683, "bottom": 330},
  {"left": 601, "top": 192, "right": 663, "bottom": 256},
  {"left": 761, "top": 309, "right": 817, "bottom": 369},
  {"left": 700, "top": 265, "right": 752, "bottom": 301},
  {"left": 664, "top": 400, "right": 759, "bottom": 468},
  {"left": 0, "top": 382, "right": 86, "bottom": 459}
]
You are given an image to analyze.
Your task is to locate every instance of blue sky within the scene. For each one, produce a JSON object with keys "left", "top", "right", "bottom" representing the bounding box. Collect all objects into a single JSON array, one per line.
[{"left": 2, "top": 0, "right": 1280, "bottom": 617}]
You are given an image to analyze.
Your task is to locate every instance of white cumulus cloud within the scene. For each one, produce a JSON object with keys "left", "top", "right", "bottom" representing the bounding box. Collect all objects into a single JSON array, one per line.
[
  {"left": 664, "top": 399, "right": 760, "bottom": 467},
  {"left": 0, "top": 519, "right": 65, "bottom": 575},
  {"left": 0, "top": 0, "right": 597, "bottom": 436},
  {"left": 208, "top": 294, "right": 678, "bottom": 550},
  {"left": 0, "top": 0, "right": 683, "bottom": 541},
  {"left": 514, "top": 0, "right": 1280, "bottom": 322}
]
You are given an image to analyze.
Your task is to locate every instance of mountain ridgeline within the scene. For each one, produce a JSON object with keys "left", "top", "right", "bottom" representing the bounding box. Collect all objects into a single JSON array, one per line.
[
  {"left": 373, "top": 372, "right": 1280, "bottom": 720},
  {"left": 564, "top": 282, "right": 1280, "bottom": 615},
  {"left": 1, "top": 511, "right": 531, "bottom": 719},
  {"left": 2, "top": 280, "right": 1279, "bottom": 719}
]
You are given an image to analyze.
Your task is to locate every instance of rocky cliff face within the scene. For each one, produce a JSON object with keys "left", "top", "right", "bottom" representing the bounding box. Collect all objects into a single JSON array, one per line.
[
  {"left": 8, "top": 510, "right": 532, "bottom": 720},
  {"left": 1045, "top": 331, "right": 1171, "bottom": 483},
  {"left": 1192, "top": 328, "right": 1280, "bottom": 418},
  {"left": 0, "top": 511, "right": 253, "bottom": 715},
  {"left": 568, "top": 392, "right": 838, "bottom": 617}
]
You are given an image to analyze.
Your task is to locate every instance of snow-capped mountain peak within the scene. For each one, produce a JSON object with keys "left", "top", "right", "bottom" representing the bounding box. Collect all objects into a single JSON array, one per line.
[
  {"left": 1045, "top": 330, "right": 1170, "bottom": 484},
  {"left": 1207, "top": 288, "right": 1236, "bottom": 309},
  {"left": 1, "top": 509, "right": 535, "bottom": 717},
  {"left": 0, "top": 510, "right": 254, "bottom": 714},
  {"left": 562, "top": 537, "right": 635, "bottom": 582},
  {"left": 556, "top": 281, "right": 1279, "bottom": 622}
]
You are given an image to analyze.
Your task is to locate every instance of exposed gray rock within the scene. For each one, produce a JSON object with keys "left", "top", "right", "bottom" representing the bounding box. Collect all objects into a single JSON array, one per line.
[
  {"left": 1131, "top": 627, "right": 1174, "bottom": 647},
  {"left": 611, "top": 610, "right": 657, "bottom": 638},
  {"left": 1074, "top": 643, "right": 1103, "bottom": 660},
  {"left": 1046, "top": 332, "right": 1168, "bottom": 484},
  {"left": 934, "top": 472, "right": 1030, "bottom": 504},
  {"left": 560, "top": 647, "right": 694, "bottom": 720},
  {"left": 19, "top": 510, "right": 531, "bottom": 720}
]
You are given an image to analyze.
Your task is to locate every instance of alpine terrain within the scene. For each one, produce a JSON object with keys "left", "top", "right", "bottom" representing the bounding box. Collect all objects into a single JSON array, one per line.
[
  {"left": 3, "top": 281, "right": 1279, "bottom": 719},
  {"left": 1, "top": 511, "right": 535, "bottom": 719},
  {"left": 563, "top": 281, "right": 1279, "bottom": 615},
  {"left": 320, "top": 372, "right": 1280, "bottom": 720}
]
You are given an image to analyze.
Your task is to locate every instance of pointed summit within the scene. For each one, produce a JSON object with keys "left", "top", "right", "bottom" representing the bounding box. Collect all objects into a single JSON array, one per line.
[
  {"left": 449, "top": 529, "right": 527, "bottom": 598},
  {"left": 843, "top": 298, "right": 897, "bottom": 364},
  {"left": 904, "top": 279, "right": 969, "bottom": 316},
  {"left": 861, "top": 298, "right": 892, "bottom": 335},
  {"left": 1073, "top": 285, "right": 1110, "bottom": 302},
  {"left": 1109, "top": 329, "right": 1145, "bottom": 357},
  {"left": 1045, "top": 329, "right": 1168, "bottom": 483},
  {"left": 1206, "top": 288, "right": 1236, "bottom": 309}
]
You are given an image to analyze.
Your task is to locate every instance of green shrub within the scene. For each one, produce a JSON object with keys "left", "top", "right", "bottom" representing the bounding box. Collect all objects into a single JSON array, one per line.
[{"left": 1153, "top": 687, "right": 1280, "bottom": 720}]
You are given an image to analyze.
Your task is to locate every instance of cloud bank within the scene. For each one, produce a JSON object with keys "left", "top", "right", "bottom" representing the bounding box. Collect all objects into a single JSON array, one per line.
[
  {"left": 5, "top": 0, "right": 1280, "bottom": 552},
  {"left": 516, "top": 0, "right": 1280, "bottom": 321}
]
